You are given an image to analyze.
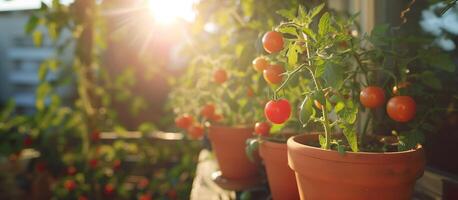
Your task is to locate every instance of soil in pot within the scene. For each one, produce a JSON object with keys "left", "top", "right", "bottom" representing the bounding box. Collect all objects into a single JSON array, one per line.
[
  {"left": 260, "top": 139, "right": 299, "bottom": 200},
  {"left": 208, "top": 125, "right": 260, "bottom": 181},
  {"left": 288, "top": 134, "right": 425, "bottom": 200}
]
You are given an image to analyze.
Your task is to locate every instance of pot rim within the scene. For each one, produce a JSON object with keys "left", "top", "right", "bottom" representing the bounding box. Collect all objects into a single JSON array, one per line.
[{"left": 287, "top": 133, "right": 424, "bottom": 164}]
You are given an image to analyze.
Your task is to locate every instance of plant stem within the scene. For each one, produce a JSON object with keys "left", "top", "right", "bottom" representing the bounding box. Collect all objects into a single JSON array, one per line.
[
  {"left": 303, "top": 33, "right": 331, "bottom": 149},
  {"left": 360, "top": 109, "right": 373, "bottom": 148}
]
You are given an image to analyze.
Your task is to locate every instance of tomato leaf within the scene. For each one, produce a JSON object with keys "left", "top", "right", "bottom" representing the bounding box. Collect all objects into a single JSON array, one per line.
[
  {"left": 287, "top": 43, "right": 300, "bottom": 66},
  {"left": 245, "top": 139, "right": 259, "bottom": 162},
  {"left": 318, "top": 134, "right": 326, "bottom": 149},
  {"left": 318, "top": 12, "right": 331, "bottom": 36},
  {"left": 334, "top": 101, "right": 345, "bottom": 113},
  {"left": 309, "top": 3, "right": 325, "bottom": 19},
  {"left": 420, "top": 71, "right": 442, "bottom": 90},
  {"left": 299, "top": 96, "right": 314, "bottom": 126},
  {"left": 341, "top": 125, "right": 358, "bottom": 152}
]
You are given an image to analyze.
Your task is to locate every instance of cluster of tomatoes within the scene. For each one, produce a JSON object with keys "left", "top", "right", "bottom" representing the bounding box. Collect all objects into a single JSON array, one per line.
[
  {"left": 175, "top": 103, "right": 223, "bottom": 139},
  {"left": 251, "top": 31, "right": 417, "bottom": 137},
  {"left": 360, "top": 86, "right": 416, "bottom": 122}
]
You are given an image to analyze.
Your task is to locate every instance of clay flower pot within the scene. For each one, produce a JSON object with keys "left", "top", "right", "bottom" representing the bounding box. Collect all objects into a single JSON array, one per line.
[
  {"left": 208, "top": 125, "right": 260, "bottom": 180},
  {"left": 287, "top": 134, "right": 425, "bottom": 200},
  {"left": 260, "top": 140, "right": 299, "bottom": 200}
]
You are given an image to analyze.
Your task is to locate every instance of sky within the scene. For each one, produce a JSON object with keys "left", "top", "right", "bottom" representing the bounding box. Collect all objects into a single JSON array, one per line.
[{"left": 0, "top": 0, "right": 73, "bottom": 11}]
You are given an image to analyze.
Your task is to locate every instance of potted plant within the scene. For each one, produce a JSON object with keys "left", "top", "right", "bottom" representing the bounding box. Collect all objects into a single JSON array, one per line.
[{"left": 259, "top": 4, "right": 455, "bottom": 199}]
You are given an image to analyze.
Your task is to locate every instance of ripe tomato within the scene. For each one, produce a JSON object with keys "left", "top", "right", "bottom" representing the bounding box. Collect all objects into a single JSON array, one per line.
[
  {"left": 67, "top": 166, "right": 77, "bottom": 176},
  {"left": 387, "top": 96, "right": 416, "bottom": 122},
  {"left": 188, "top": 125, "right": 205, "bottom": 139},
  {"left": 201, "top": 103, "right": 215, "bottom": 119},
  {"left": 254, "top": 122, "right": 270, "bottom": 136},
  {"left": 139, "top": 194, "right": 152, "bottom": 200},
  {"left": 35, "top": 162, "right": 46, "bottom": 172},
  {"left": 209, "top": 114, "right": 223, "bottom": 122},
  {"left": 247, "top": 87, "right": 254, "bottom": 97},
  {"left": 175, "top": 114, "right": 194, "bottom": 129},
  {"left": 213, "top": 68, "right": 228, "bottom": 84},
  {"left": 90, "top": 130, "right": 101, "bottom": 141},
  {"left": 104, "top": 184, "right": 115, "bottom": 195},
  {"left": 137, "top": 178, "right": 149, "bottom": 189},
  {"left": 252, "top": 57, "right": 269, "bottom": 72},
  {"left": 89, "top": 159, "right": 98, "bottom": 169},
  {"left": 262, "top": 31, "right": 284, "bottom": 53},
  {"left": 23, "top": 135, "right": 33, "bottom": 146},
  {"left": 392, "top": 81, "right": 411, "bottom": 95},
  {"left": 264, "top": 99, "right": 291, "bottom": 124},
  {"left": 78, "top": 196, "right": 88, "bottom": 200},
  {"left": 263, "top": 64, "right": 284, "bottom": 85},
  {"left": 64, "top": 180, "right": 76, "bottom": 191},
  {"left": 359, "top": 86, "right": 386, "bottom": 108},
  {"left": 113, "top": 159, "right": 121, "bottom": 170}
]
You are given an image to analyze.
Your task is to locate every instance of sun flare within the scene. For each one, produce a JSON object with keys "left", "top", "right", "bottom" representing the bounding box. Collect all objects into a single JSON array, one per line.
[{"left": 148, "top": 0, "right": 196, "bottom": 25}]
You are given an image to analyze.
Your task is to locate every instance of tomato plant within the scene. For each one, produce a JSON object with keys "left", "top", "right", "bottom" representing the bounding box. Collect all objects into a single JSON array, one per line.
[{"left": 259, "top": 4, "right": 456, "bottom": 152}]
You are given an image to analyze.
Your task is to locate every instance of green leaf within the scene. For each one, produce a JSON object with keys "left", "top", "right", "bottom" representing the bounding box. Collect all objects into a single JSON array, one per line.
[
  {"left": 420, "top": 71, "right": 442, "bottom": 90},
  {"left": 25, "top": 15, "right": 39, "bottom": 34},
  {"left": 310, "top": 3, "right": 325, "bottom": 19},
  {"left": 287, "top": 43, "right": 300, "bottom": 66},
  {"left": 318, "top": 12, "right": 331, "bottom": 36},
  {"left": 318, "top": 134, "right": 326, "bottom": 149},
  {"left": 245, "top": 139, "right": 259, "bottom": 162},
  {"left": 342, "top": 126, "right": 358, "bottom": 152},
  {"left": 314, "top": 63, "right": 325, "bottom": 78},
  {"left": 398, "top": 131, "right": 424, "bottom": 151},
  {"left": 323, "top": 61, "right": 344, "bottom": 88},
  {"left": 241, "top": 0, "right": 254, "bottom": 18},
  {"left": 33, "top": 31, "right": 42, "bottom": 47},
  {"left": 277, "top": 26, "right": 297, "bottom": 36},
  {"left": 334, "top": 101, "right": 345, "bottom": 113},
  {"left": 276, "top": 8, "right": 296, "bottom": 20},
  {"left": 270, "top": 123, "right": 285, "bottom": 134},
  {"left": 38, "top": 62, "right": 48, "bottom": 81},
  {"left": 338, "top": 100, "right": 358, "bottom": 124},
  {"left": 337, "top": 144, "right": 346, "bottom": 155},
  {"left": 298, "top": 5, "right": 307, "bottom": 21},
  {"left": 299, "top": 96, "right": 314, "bottom": 125},
  {"left": 302, "top": 28, "right": 317, "bottom": 42}
]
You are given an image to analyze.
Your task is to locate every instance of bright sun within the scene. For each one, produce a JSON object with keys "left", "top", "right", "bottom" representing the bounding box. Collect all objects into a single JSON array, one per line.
[{"left": 148, "top": 0, "right": 196, "bottom": 25}]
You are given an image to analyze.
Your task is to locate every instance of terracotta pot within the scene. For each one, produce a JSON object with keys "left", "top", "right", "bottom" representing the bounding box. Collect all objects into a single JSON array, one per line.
[
  {"left": 208, "top": 125, "right": 259, "bottom": 180},
  {"left": 260, "top": 140, "right": 299, "bottom": 200},
  {"left": 288, "top": 134, "right": 425, "bottom": 200}
]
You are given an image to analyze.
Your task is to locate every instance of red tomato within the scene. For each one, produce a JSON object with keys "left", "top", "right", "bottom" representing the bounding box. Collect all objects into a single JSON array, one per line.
[
  {"left": 78, "top": 196, "right": 88, "bottom": 200},
  {"left": 113, "top": 159, "right": 121, "bottom": 170},
  {"left": 188, "top": 125, "right": 205, "bottom": 139},
  {"left": 64, "top": 179, "right": 76, "bottom": 191},
  {"left": 263, "top": 64, "right": 284, "bottom": 85},
  {"left": 252, "top": 57, "right": 269, "bottom": 72},
  {"left": 90, "top": 130, "right": 101, "bottom": 141},
  {"left": 137, "top": 178, "right": 149, "bottom": 189},
  {"left": 139, "top": 193, "right": 152, "bottom": 200},
  {"left": 264, "top": 99, "right": 291, "bottom": 124},
  {"left": 262, "top": 31, "right": 284, "bottom": 53},
  {"left": 67, "top": 166, "right": 77, "bottom": 176},
  {"left": 209, "top": 114, "right": 223, "bottom": 122},
  {"left": 23, "top": 135, "right": 33, "bottom": 146},
  {"left": 387, "top": 96, "right": 416, "bottom": 122},
  {"left": 104, "top": 184, "right": 115, "bottom": 195},
  {"left": 89, "top": 159, "right": 98, "bottom": 169},
  {"left": 36, "top": 162, "right": 46, "bottom": 173},
  {"left": 254, "top": 122, "right": 271, "bottom": 136},
  {"left": 175, "top": 114, "right": 194, "bottom": 129},
  {"left": 213, "top": 68, "right": 228, "bottom": 84},
  {"left": 201, "top": 103, "right": 215, "bottom": 119},
  {"left": 247, "top": 87, "right": 254, "bottom": 97},
  {"left": 359, "top": 86, "right": 386, "bottom": 108}
]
